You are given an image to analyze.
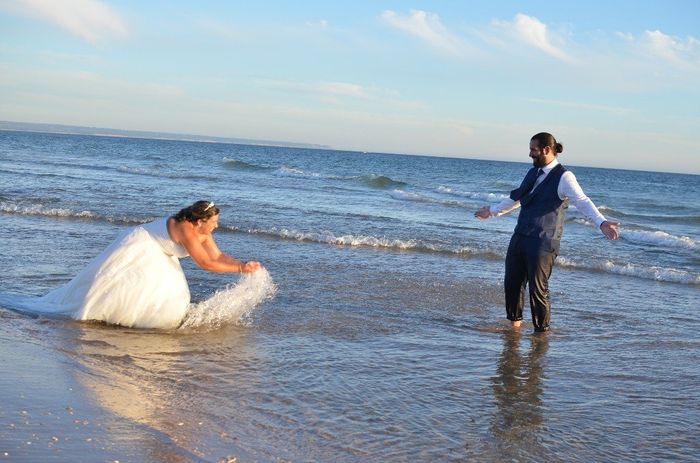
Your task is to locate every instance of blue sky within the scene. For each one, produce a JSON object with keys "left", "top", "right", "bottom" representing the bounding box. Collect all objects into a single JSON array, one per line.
[{"left": 1, "top": 1, "right": 699, "bottom": 173}]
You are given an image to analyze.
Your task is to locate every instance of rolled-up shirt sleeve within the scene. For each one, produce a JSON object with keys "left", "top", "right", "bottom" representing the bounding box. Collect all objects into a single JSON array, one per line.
[
  {"left": 558, "top": 171, "right": 607, "bottom": 227},
  {"left": 489, "top": 197, "right": 520, "bottom": 216}
]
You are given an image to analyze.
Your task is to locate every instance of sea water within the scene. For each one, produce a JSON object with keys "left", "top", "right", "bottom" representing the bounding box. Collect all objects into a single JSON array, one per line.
[{"left": 0, "top": 130, "right": 698, "bottom": 461}]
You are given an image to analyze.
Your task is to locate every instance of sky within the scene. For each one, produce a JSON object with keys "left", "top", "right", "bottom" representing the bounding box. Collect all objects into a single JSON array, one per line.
[{"left": 1, "top": 1, "right": 699, "bottom": 173}]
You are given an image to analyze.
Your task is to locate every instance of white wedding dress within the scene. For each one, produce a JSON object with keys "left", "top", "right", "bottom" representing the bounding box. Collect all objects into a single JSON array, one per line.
[{"left": 41, "top": 217, "right": 191, "bottom": 329}]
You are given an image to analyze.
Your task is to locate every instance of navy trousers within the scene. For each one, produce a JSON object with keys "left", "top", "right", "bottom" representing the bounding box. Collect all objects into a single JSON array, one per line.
[{"left": 504, "top": 234, "right": 558, "bottom": 332}]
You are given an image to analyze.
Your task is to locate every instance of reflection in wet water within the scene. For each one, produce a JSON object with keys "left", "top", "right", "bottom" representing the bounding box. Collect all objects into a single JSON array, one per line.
[
  {"left": 473, "top": 332, "right": 550, "bottom": 461},
  {"left": 68, "top": 323, "right": 255, "bottom": 462}
]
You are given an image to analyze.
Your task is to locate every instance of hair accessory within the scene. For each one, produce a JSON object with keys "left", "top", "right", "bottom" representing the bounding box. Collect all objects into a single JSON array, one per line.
[{"left": 204, "top": 202, "right": 215, "bottom": 211}]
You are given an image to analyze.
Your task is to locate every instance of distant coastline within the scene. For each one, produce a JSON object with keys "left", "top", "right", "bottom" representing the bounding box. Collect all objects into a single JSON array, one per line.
[
  {"left": 2, "top": 120, "right": 696, "bottom": 176},
  {"left": 0, "top": 120, "right": 330, "bottom": 150}
]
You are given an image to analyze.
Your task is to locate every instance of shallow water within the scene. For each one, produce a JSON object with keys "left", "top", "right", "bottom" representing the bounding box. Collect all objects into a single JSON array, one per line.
[{"left": 1, "top": 130, "right": 699, "bottom": 461}]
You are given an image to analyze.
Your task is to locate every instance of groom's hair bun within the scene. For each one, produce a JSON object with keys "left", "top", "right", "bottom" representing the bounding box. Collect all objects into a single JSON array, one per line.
[{"left": 531, "top": 132, "right": 563, "bottom": 155}]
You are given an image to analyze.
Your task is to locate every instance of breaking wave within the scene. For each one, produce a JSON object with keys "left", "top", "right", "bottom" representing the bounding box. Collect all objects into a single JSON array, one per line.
[
  {"left": 390, "top": 189, "right": 471, "bottom": 208},
  {"left": 557, "top": 257, "right": 699, "bottom": 285},
  {"left": 224, "top": 225, "right": 499, "bottom": 259},
  {"left": 358, "top": 174, "right": 406, "bottom": 189},
  {"left": 0, "top": 200, "right": 147, "bottom": 225},
  {"left": 621, "top": 229, "right": 699, "bottom": 251},
  {"left": 223, "top": 157, "right": 270, "bottom": 171},
  {"left": 437, "top": 186, "right": 509, "bottom": 202}
]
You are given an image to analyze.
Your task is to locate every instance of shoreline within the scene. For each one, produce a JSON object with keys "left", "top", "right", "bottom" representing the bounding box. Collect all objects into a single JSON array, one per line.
[{"left": 0, "top": 313, "right": 246, "bottom": 462}]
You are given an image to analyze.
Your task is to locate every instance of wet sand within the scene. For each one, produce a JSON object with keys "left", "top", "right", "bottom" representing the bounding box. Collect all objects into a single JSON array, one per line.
[{"left": 0, "top": 312, "right": 244, "bottom": 463}]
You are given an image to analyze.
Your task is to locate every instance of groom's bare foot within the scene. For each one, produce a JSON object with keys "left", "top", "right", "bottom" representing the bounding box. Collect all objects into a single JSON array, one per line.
[{"left": 511, "top": 320, "right": 522, "bottom": 329}]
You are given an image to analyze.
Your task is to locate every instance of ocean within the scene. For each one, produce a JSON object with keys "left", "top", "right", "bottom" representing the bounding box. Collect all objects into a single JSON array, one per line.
[{"left": 0, "top": 129, "right": 698, "bottom": 462}]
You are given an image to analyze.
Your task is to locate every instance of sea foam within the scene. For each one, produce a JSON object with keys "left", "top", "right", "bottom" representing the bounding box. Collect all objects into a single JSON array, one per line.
[
  {"left": 390, "top": 189, "right": 471, "bottom": 208},
  {"left": 274, "top": 165, "right": 323, "bottom": 178},
  {"left": 0, "top": 201, "right": 96, "bottom": 219},
  {"left": 621, "top": 229, "right": 699, "bottom": 250},
  {"left": 179, "top": 268, "right": 277, "bottom": 330},
  {"left": 227, "top": 225, "right": 498, "bottom": 259},
  {"left": 557, "top": 257, "right": 700, "bottom": 285},
  {"left": 0, "top": 201, "right": 147, "bottom": 225},
  {"left": 437, "top": 186, "right": 509, "bottom": 201},
  {"left": 569, "top": 219, "right": 699, "bottom": 250}
]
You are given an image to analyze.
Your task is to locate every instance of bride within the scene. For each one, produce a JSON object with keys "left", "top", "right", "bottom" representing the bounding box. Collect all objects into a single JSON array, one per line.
[{"left": 41, "top": 200, "right": 262, "bottom": 329}]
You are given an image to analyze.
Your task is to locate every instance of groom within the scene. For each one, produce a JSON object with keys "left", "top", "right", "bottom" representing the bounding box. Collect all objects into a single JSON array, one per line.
[{"left": 475, "top": 132, "right": 619, "bottom": 332}]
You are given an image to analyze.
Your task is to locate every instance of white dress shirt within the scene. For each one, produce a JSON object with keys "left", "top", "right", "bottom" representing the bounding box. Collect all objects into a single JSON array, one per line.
[{"left": 489, "top": 158, "right": 607, "bottom": 228}]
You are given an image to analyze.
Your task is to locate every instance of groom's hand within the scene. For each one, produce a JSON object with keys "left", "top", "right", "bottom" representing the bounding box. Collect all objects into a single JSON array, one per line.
[{"left": 474, "top": 206, "right": 492, "bottom": 219}]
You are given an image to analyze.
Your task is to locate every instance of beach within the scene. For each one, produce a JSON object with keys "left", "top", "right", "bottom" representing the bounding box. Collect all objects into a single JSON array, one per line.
[{"left": 1, "top": 130, "right": 699, "bottom": 462}]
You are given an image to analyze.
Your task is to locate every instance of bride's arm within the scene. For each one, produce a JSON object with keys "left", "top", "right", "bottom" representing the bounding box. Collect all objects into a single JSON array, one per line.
[
  {"left": 174, "top": 222, "right": 259, "bottom": 272},
  {"left": 201, "top": 236, "right": 261, "bottom": 273}
]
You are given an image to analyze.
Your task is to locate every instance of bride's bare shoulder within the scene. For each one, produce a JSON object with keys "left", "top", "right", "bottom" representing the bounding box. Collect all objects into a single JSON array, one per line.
[{"left": 167, "top": 217, "right": 192, "bottom": 240}]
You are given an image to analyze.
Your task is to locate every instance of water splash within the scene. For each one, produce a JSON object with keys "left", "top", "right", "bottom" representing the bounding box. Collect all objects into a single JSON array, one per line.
[{"left": 179, "top": 268, "right": 277, "bottom": 330}]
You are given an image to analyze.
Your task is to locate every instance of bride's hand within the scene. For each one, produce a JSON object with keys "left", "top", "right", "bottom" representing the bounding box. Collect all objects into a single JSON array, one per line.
[{"left": 241, "top": 261, "right": 262, "bottom": 273}]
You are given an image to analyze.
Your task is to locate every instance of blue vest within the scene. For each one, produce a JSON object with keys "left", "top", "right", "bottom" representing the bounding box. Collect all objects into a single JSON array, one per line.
[{"left": 513, "top": 164, "right": 568, "bottom": 253}]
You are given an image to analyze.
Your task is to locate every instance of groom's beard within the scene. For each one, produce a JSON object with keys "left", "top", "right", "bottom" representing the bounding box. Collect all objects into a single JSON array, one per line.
[{"left": 531, "top": 155, "right": 546, "bottom": 167}]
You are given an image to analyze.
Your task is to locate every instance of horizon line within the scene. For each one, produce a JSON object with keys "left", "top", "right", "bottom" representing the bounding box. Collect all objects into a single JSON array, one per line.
[{"left": 0, "top": 120, "right": 696, "bottom": 177}]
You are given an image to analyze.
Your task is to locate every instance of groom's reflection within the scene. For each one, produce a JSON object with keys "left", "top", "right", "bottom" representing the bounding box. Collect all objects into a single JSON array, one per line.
[{"left": 490, "top": 331, "right": 549, "bottom": 455}]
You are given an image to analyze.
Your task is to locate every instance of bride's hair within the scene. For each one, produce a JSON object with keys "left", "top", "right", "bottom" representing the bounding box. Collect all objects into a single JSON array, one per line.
[{"left": 173, "top": 200, "right": 220, "bottom": 223}]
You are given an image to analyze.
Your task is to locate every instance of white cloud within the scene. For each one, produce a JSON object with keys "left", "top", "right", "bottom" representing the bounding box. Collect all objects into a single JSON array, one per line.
[
  {"left": 39, "top": 49, "right": 101, "bottom": 66},
  {"left": 493, "top": 13, "right": 574, "bottom": 63},
  {"left": 2, "top": 0, "right": 128, "bottom": 45},
  {"left": 615, "top": 29, "right": 700, "bottom": 74},
  {"left": 642, "top": 30, "right": 700, "bottom": 68},
  {"left": 381, "top": 9, "right": 468, "bottom": 56},
  {"left": 260, "top": 79, "right": 370, "bottom": 100},
  {"left": 0, "top": 64, "right": 182, "bottom": 100},
  {"left": 305, "top": 19, "right": 328, "bottom": 29},
  {"left": 259, "top": 79, "right": 431, "bottom": 110},
  {"left": 528, "top": 98, "right": 632, "bottom": 116},
  {"left": 616, "top": 31, "right": 635, "bottom": 42},
  {"left": 528, "top": 98, "right": 632, "bottom": 115},
  {"left": 317, "top": 82, "right": 367, "bottom": 98}
]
